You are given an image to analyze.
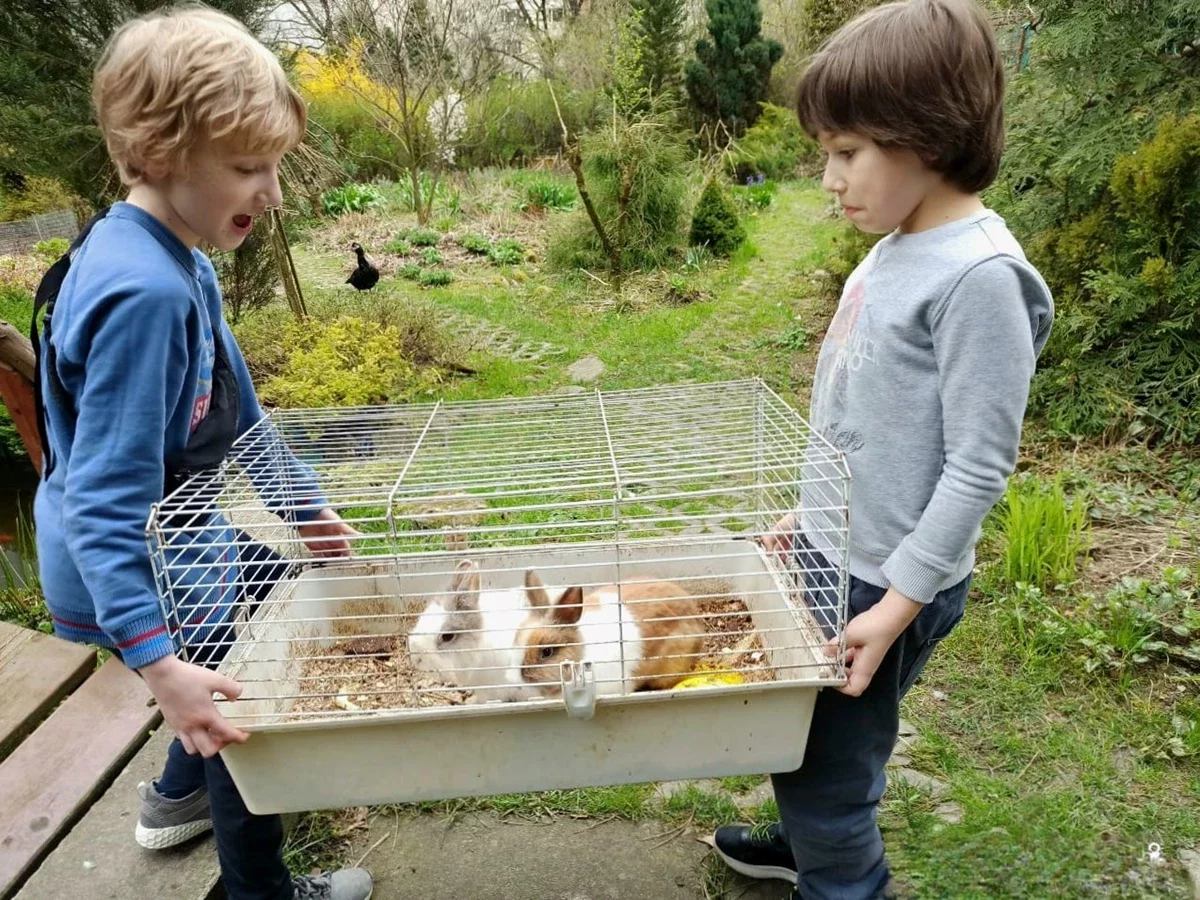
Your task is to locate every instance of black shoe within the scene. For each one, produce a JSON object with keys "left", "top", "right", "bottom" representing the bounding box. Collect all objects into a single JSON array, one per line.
[{"left": 712, "top": 821, "right": 798, "bottom": 884}]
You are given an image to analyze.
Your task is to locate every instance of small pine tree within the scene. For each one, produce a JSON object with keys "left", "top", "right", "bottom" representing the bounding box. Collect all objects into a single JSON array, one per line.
[
  {"left": 685, "top": 0, "right": 784, "bottom": 135},
  {"left": 631, "top": 0, "right": 689, "bottom": 101},
  {"left": 689, "top": 178, "right": 745, "bottom": 256}
]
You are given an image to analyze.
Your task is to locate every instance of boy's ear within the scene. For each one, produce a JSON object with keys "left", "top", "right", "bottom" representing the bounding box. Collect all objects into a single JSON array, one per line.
[{"left": 140, "top": 158, "right": 172, "bottom": 182}]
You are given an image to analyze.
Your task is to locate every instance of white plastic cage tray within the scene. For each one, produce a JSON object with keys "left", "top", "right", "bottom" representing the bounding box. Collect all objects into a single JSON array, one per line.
[{"left": 218, "top": 538, "right": 840, "bottom": 815}]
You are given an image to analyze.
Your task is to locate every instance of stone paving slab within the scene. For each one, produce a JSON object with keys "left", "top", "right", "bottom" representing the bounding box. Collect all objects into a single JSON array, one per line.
[{"left": 348, "top": 810, "right": 791, "bottom": 900}]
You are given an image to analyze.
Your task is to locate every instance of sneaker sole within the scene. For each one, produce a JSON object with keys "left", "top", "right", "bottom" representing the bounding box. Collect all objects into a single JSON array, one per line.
[
  {"left": 135, "top": 817, "right": 213, "bottom": 850},
  {"left": 712, "top": 844, "right": 798, "bottom": 885}
]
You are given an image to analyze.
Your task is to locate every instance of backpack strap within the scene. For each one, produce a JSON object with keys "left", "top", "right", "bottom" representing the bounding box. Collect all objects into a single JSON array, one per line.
[{"left": 31, "top": 207, "right": 110, "bottom": 478}]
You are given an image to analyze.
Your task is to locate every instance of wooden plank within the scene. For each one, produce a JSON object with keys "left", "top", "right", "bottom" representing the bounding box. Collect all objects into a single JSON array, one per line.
[
  {"left": 0, "top": 623, "right": 95, "bottom": 761},
  {"left": 14, "top": 727, "right": 222, "bottom": 900},
  {"left": 0, "top": 657, "right": 160, "bottom": 898}
]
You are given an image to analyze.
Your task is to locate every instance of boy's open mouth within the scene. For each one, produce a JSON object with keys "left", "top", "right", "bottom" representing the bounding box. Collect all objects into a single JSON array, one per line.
[{"left": 233, "top": 214, "right": 252, "bottom": 231}]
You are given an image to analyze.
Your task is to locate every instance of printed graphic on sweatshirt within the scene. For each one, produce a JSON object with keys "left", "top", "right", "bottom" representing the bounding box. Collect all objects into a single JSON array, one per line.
[
  {"left": 190, "top": 328, "right": 215, "bottom": 433},
  {"left": 810, "top": 267, "right": 877, "bottom": 452}
]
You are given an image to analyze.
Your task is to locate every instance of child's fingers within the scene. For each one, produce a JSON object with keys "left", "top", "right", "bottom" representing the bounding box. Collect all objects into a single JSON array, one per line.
[
  {"left": 206, "top": 716, "right": 250, "bottom": 748},
  {"left": 191, "top": 726, "right": 220, "bottom": 759},
  {"left": 207, "top": 672, "right": 243, "bottom": 702}
]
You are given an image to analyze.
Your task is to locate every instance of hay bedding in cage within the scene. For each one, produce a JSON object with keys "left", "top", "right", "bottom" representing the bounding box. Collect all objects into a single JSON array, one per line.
[{"left": 288, "top": 579, "right": 777, "bottom": 718}]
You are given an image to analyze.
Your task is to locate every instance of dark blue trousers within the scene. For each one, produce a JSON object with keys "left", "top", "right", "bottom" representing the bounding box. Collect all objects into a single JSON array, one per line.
[
  {"left": 126, "top": 537, "right": 295, "bottom": 900},
  {"left": 771, "top": 542, "right": 969, "bottom": 900}
]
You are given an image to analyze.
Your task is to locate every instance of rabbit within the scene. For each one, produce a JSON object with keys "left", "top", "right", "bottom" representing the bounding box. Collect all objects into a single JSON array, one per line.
[
  {"left": 407, "top": 559, "right": 534, "bottom": 704},
  {"left": 516, "top": 570, "right": 704, "bottom": 698}
]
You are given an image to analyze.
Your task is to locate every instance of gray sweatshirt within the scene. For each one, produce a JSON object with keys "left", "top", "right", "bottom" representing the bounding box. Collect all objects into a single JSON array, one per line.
[{"left": 802, "top": 210, "right": 1054, "bottom": 603}]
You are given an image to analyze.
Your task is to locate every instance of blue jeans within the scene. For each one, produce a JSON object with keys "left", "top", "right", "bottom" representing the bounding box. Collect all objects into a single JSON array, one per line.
[
  {"left": 124, "top": 537, "right": 295, "bottom": 900},
  {"left": 770, "top": 543, "right": 969, "bottom": 900}
]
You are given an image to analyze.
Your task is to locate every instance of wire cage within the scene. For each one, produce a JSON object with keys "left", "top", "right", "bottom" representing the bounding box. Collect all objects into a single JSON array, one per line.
[{"left": 147, "top": 379, "right": 850, "bottom": 813}]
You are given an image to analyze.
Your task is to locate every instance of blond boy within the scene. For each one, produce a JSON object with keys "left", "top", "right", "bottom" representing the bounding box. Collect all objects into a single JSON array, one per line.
[{"left": 33, "top": 7, "right": 371, "bottom": 899}]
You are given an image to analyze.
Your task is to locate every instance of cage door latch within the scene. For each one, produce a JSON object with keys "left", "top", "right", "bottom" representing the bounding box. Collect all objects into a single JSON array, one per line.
[{"left": 560, "top": 660, "right": 596, "bottom": 719}]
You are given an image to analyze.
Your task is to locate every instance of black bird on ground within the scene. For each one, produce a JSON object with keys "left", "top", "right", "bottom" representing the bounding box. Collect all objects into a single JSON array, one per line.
[{"left": 346, "top": 242, "right": 380, "bottom": 291}]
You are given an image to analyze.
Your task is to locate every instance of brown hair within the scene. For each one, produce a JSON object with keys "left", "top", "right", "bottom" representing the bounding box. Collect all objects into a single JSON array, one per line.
[
  {"left": 93, "top": 5, "right": 306, "bottom": 185},
  {"left": 795, "top": 0, "right": 1005, "bottom": 193}
]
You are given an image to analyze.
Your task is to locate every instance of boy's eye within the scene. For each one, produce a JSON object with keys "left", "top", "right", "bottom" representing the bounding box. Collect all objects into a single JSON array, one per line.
[
  {"left": 838, "top": 150, "right": 856, "bottom": 160},
  {"left": 236, "top": 166, "right": 261, "bottom": 175}
]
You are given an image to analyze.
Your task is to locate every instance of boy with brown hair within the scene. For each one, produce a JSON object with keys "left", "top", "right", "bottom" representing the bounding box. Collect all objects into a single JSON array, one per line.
[
  {"left": 711, "top": 1, "right": 1053, "bottom": 897},
  {"left": 33, "top": 6, "right": 371, "bottom": 898}
]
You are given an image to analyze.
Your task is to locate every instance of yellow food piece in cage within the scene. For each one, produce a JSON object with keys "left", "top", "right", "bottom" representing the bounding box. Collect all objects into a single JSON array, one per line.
[{"left": 676, "top": 668, "right": 746, "bottom": 689}]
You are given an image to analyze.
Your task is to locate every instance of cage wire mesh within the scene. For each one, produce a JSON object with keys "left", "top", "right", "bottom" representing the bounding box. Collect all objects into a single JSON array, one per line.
[{"left": 147, "top": 379, "right": 850, "bottom": 726}]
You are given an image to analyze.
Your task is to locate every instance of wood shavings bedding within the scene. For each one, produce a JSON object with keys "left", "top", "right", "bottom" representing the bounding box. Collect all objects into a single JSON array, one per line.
[{"left": 288, "top": 590, "right": 778, "bottom": 716}]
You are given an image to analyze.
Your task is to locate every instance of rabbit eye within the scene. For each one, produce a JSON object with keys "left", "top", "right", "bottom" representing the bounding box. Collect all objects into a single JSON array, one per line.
[
  {"left": 439, "top": 632, "right": 456, "bottom": 645},
  {"left": 540, "top": 646, "right": 555, "bottom": 660}
]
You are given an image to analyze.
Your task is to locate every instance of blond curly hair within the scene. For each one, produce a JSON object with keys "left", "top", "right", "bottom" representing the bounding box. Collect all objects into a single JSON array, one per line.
[{"left": 93, "top": 4, "right": 306, "bottom": 184}]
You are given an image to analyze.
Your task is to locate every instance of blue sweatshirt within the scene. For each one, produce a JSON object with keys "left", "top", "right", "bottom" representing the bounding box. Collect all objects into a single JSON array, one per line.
[{"left": 33, "top": 202, "right": 323, "bottom": 669}]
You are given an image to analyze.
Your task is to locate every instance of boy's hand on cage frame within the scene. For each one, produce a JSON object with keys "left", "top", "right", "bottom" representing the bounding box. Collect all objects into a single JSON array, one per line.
[
  {"left": 139, "top": 655, "right": 249, "bottom": 757},
  {"left": 759, "top": 512, "right": 798, "bottom": 562},
  {"left": 825, "top": 588, "right": 922, "bottom": 697},
  {"left": 298, "top": 507, "right": 359, "bottom": 558}
]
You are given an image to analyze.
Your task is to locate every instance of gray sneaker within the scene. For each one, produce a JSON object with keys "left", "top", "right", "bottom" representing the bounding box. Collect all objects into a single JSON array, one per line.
[
  {"left": 135, "top": 780, "right": 213, "bottom": 849},
  {"left": 293, "top": 868, "right": 373, "bottom": 900}
]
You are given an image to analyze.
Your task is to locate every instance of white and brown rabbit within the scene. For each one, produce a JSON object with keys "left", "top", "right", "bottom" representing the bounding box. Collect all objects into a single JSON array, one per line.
[
  {"left": 516, "top": 571, "right": 703, "bottom": 698},
  {"left": 407, "top": 559, "right": 533, "bottom": 703}
]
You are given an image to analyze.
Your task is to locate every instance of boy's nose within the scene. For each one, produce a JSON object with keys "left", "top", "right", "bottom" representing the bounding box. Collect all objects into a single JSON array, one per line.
[
  {"left": 821, "top": 164, "right": 844, "bottom": 194},
  {"left": 262, "top": 169, "right": 283, "bottom": 208}
]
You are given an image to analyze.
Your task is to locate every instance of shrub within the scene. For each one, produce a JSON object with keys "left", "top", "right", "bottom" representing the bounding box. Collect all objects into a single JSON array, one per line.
[
  {"left": 459, "top": 77, "right": 605, "bottom": 168},
  {"left": 0, "top": 284, "right": 33, "bottom": 333},
  {"left": 211, "top": 229, "right": 278, "bottom": 324},
  {"left": 487, "top": 238, "right": 525, "bottom": 266},
  {"left": 234, "top": 292, "right": 462, "bottom": 379},
  {"left": 294, "top": 44, "right": 410, "bottom": 180},
  {"left": 259, "top": 316, "right": 439, "bottom": 408},
  {"left": 549, "top": 117, "right": 691, "bottom": 273},
  {"left": 458, "top": 234, "right": 492, "bottom": 255},
  {"left": 0, "top": 176, "right": 75, "bottom": 223},
  {"left": 386, "top": 237, "right": 413, "bottom": 255},
  {"left": 1014, "top": 114, "right": 1200, "bottom": 443},
  {"left": 419, "top": 247, "right": 444, "bottom": 267},
  {"left": 399, "top": 263, "right": 423, "bottom": 281},
  {"left": 405, "top": 227, "right": 441, "bottom": 247},
  {"left": 689, "top": 179, "right": 745, "bottom": 256},
  {"left": 32, "top": 238, "right": 69, "bottom": 263},
  {"left": 730, "top": 103, "right": 821, "bottom": 181},
  {"left": 989, "top": 0, "right": 1200, "bottom": 445},
  {"left": 321, "top": 184, "right": 384, "bottom": 217},
  {"left": 418, "top": 269, "right": 454, "bottom": 287}
]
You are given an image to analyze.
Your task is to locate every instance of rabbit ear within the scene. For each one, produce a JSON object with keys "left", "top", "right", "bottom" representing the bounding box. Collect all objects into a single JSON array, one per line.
[
  {"left": 552, "top": 586, "right": 585, "bottom": 626},
  {"left": 451, "top": 560, "right": 481, "bottom": 611},
  {"left": 524, "top": 569, "right": 551, "bottom": 609}
]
